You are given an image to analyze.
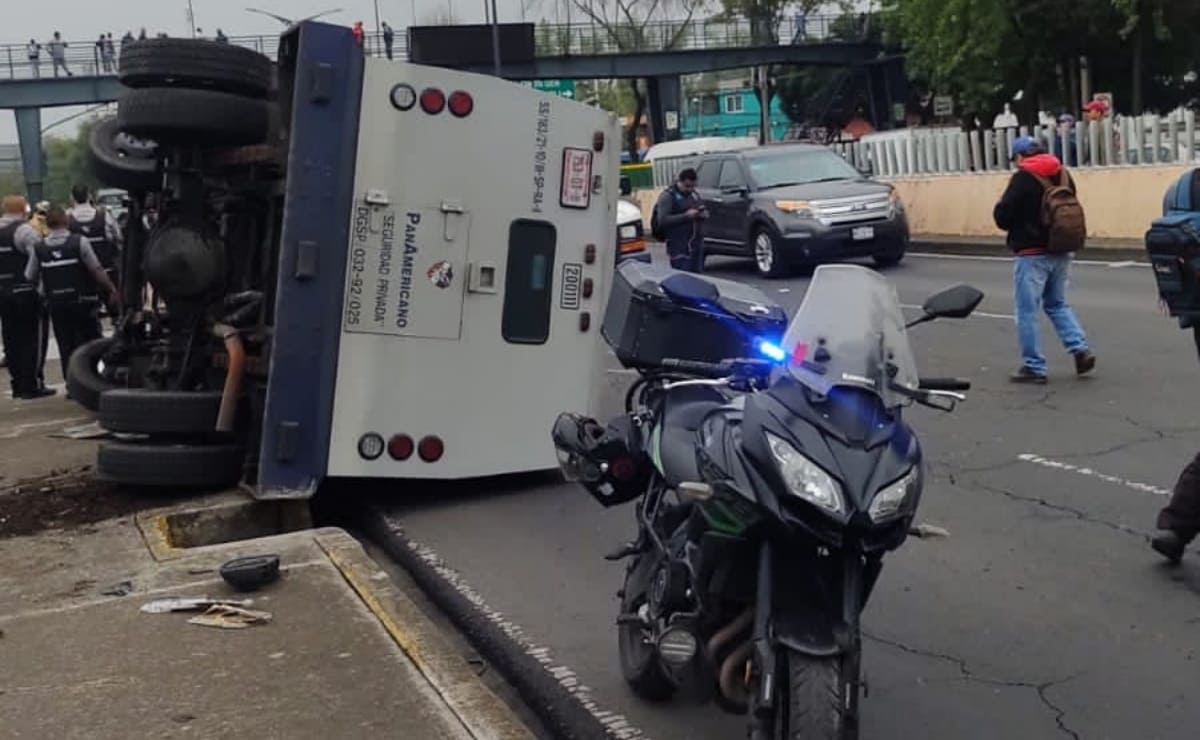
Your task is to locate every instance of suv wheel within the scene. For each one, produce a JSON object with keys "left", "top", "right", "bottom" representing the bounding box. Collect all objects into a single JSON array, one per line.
[{"left": 753, "top": 228, "right": 788, "bottom": 278}]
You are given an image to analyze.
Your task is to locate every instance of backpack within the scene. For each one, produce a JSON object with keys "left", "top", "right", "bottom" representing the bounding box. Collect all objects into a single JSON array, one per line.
[
  {"left": 1032, "top": 170, "right": 1087, "bottom": 254},
  {"left": 650, "top": 191, "right": 668, "bottom": 241}
]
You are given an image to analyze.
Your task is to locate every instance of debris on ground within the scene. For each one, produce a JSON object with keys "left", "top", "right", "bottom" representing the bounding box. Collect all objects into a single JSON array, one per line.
[
  {"left": 187, "top": 604, "right": 273, "bottom": 629},
  {"left": 50, "top": 422, "right": 111, "bottom": 440},
  {"left": 220, "top": 554, "right": 281, "bottom": 592},
  {"left": 909, "top": 523, "right": 951, "bottom": 539},
  {"left": 101, "top": 580, "right": 134, "bottom": 597},
  {"left": 141, "top": 597, "right": 254, "bottom": 614},
  {"left": 0, "top": 470, "right": 153, "bottom": 540}
]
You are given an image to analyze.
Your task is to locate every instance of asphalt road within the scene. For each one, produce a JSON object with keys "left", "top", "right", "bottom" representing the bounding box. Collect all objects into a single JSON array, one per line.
[{"left": 376, "top": 251, "right": 1200, "bottom": 740}]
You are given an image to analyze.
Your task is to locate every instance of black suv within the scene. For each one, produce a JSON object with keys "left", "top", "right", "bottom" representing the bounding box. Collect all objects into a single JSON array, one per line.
[{"left": 693, "top": 143, "right": 910, "bottom": 277}]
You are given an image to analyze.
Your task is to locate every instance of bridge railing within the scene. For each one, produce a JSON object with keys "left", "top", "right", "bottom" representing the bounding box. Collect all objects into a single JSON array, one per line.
[{"left": 0, "top": 15, "right": 852, "bottom": 80}]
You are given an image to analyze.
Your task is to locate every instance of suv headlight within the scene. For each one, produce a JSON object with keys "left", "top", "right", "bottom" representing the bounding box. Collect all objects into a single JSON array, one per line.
[
  {"left": 764, "top": 432, "right": 845, "bottom": 517},
  {"left": 774, "top": 200, "right": 814, "bottom": 219},
  {"left": 868, "top": 467, "right": 920, "bottom": 522},
  {"left": 618, "top": 223, "right": 639, "bottom": 240}
]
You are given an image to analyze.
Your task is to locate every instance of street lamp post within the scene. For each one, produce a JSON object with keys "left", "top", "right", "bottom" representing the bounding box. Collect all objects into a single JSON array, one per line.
[
  {"left": 490, "top": 0, "right": 501, "bottom": 76},
  {"left": 691, "top": 96, "right": 702, "bottom": 137},
  {"left": 187, "top": 0, "right": 198, "bottom": 37}
]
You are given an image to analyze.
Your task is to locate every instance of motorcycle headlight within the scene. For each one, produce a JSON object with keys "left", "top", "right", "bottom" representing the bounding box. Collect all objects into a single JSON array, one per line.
[
  {"left": 868, "top": 467, "right": 920, "bottom": 523},
  {"left": 764, "top": 432, "right": 845, "bottom": 517}
]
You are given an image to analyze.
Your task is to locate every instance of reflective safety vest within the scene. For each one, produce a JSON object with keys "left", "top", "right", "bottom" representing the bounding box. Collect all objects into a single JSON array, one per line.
[
  {"left": 68, "top": 208, "right": 117, "bottom": 276},
  {"left": 0, "top": 222, "right": 36, "bottom": 298},
  {"left": 37, "top": 235, "right": 98, "bottom": 306}
]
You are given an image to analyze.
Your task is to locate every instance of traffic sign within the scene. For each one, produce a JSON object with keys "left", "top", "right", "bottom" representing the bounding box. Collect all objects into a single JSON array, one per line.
[{"left": 527, "top": 79, "right": 577, "bottom": 100}]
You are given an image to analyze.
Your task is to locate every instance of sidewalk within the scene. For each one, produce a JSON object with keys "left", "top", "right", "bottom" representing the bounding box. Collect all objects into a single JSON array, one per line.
[
  {"left": 909, "top": 233, "right": 1147, "bottom": 260},
  {"left": 0, "top": 496, "right": 535, "bottom": 739}
]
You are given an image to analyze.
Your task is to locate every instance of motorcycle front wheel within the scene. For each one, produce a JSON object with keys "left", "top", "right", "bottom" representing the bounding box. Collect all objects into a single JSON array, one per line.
[
  {"left": 617, "top": 556, "right": 676, "bottom": 701},
  {"left": 778, "top": 649, "right": 856, "bottom": 740}
]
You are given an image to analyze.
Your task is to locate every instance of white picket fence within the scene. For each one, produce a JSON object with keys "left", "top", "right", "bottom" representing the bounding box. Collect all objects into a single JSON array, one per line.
[
  {"left": 646, "top": 112, "right": 1200, "bottom": 189},
  {"left": 833, "top": 112, "right": 1200, "bottom": 178}
]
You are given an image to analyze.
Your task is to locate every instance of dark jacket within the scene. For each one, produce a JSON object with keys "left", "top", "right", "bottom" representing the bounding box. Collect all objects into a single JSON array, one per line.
[
  {"left": 654, "top": 186, "right": 703, "bottom": 255},
  {"left": 993, "top": 153, "right": 1077, "bottom": 255}
]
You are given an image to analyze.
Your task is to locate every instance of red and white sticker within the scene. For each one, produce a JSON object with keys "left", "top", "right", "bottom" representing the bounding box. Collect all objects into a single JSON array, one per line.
[{"left": 560, "top": 148, "right": 593, "bottom": 209}]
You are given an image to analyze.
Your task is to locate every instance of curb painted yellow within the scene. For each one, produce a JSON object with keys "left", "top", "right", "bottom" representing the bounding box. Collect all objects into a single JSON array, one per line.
[
  {"left": 135, "top": 512, "right": 184, "bottom": 562},
  {"left": 317, "top": 533, "right": 535, "bottom": 740}
]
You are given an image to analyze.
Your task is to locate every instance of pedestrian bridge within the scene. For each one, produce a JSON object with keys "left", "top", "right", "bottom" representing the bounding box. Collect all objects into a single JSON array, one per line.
[{"left": 0, "top": 16, "right": 895, "bottom": 200}]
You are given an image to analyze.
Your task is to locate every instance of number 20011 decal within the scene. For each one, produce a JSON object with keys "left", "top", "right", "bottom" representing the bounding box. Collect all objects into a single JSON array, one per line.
[{"left": 560, "top": 148, "right": 593, "bottom": 209}]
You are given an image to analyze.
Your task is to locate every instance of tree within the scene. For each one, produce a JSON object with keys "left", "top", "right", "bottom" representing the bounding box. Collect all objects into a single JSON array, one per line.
[
  {"left": 532, "top": 0, "right": 709, "bottom": 156},
  {"left": 42, "top": 118, "right": 100, "bottom": 206},
  {"left": 775, "top": 13, "right": 884, "bottom": 133},
  {"left": 716, "top": 0, "right": 852, "bottom": 141},
  {"left": 884, "top": 0, "right": 1200, "bottom": 124}
]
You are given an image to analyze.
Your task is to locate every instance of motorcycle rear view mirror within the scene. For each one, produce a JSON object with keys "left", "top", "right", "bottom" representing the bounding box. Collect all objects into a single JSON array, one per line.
[
  {"left": 661, "top": 273, "right": 721, "bottom": 310},
  {"left": 908, "top": 284, "right": 985, "bottom": 327}
]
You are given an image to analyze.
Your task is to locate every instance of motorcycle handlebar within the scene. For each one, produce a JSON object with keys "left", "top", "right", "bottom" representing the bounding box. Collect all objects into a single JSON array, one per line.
[
  {"left": 660, "top": 358, "right": 731, "bottom": 378},
  {"left": 660, "top": 358, "right": 773, "bottom": 380},
  {"left": 918, "top": 377, "right": 972, "bottom": 392}
]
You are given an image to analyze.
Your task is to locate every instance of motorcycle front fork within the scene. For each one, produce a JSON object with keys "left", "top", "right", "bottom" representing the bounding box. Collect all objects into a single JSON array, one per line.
[{"left": 747, "top": 543, "right": 865, "bottom": 740}]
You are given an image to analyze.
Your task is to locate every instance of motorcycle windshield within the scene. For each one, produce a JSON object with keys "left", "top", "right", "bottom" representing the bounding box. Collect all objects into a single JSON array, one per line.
[{"left": 779, "top": 265, "right": 919, "bottom": 408}]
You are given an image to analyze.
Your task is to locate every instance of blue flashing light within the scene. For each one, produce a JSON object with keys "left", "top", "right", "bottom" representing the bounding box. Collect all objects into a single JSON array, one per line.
[{"left": 758, "top": 340, "right": 787, "bottom": 362}]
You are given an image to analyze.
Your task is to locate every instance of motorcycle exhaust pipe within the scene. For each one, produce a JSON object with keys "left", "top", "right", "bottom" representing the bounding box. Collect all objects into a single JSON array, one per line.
[
  {"left": 706, "top": 606, "right": 754, "bottom": 661},
  {"left": 718, "top": 640, "right": 754, "bottom": 709}
]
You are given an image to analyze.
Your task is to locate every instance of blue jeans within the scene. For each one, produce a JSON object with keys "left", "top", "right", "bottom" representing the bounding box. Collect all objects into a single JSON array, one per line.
[{"left": 1014, "top": 254, "right": 1089, "bottom": 375}]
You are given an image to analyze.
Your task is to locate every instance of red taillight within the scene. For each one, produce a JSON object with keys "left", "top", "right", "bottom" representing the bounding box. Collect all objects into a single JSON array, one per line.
[
  {"left": 418, "top": 436, "right": 444, "bottom": 463},
  {"left": 447, "top": 91, "right": 473, "bottom": 118},
  {"left": 388, "top": 434, "right": 414, "bottom": 461},
  {"left": 420, "top": 88, "right": 446, "bottom": 114}
]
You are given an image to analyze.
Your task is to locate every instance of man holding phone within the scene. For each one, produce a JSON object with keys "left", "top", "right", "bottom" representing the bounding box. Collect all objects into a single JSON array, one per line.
[{"left": 652, "top": 168, "right": 709, "bottom": 273}]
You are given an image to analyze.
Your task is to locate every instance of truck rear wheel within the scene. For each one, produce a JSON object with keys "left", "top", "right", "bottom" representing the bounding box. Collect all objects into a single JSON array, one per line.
[
  {"left": 98, "top": 390, "right": 226, "bottom": 436},
  {"left": 119, "top": 38, "right": 273, "bottom": 98},
  {"left": 88, "top": 118, "right": 160, "bottom": 192},
  {"left": 118, "top": 88, "right": 270, "bottom": 147},
  {"left": 97, "top": 441, "right": 245, "bottom": 488},
  {"left": 66, "top": 338, "right": 122, "bottom": 412}
]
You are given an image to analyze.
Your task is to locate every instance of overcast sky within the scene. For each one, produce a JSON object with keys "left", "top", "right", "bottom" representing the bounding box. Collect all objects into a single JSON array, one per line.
[
  {"left": 1, "top": 0, "right": 859, "bottom": 144},
  {"left": 0, "top": 0, "right": 548, "bottom": 144}
]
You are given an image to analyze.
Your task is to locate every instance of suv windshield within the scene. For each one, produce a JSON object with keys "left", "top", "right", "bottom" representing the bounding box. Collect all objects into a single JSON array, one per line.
[
  {"left": 747, "top": 149, "right": 862, "bottom": 189},
  {"left": 779, "top": 264, "right": 919, "bottom": 408}
]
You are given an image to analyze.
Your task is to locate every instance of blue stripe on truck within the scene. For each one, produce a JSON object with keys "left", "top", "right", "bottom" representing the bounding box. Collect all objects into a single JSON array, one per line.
[{"left": 258, "top": 21, "right": 365, "bottom": 497}]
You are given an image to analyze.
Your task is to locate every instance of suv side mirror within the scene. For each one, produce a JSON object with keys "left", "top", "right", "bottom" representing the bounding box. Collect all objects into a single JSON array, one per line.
[{"left": 722, "top": 185, "right": 750, "bottom": 197}]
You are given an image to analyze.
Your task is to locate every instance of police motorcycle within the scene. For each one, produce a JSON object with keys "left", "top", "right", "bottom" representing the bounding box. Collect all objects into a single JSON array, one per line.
[{"left": 553, "top": 262, "right": 983, "bottom": 739}]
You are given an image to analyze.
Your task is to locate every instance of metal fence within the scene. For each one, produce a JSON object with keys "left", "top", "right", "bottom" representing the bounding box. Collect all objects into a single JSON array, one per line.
[
  {"left": 831, "top": 113, "right": 1200, "bottom": 178},
  {"left": 0, "top": 31, "right": 403, "bottom": 80},
  {"left": 0, "top": 16, "right": 853, "bottom": 80},
  {"left": 533, "top": 15, "right": 849, "bottom": 56}
]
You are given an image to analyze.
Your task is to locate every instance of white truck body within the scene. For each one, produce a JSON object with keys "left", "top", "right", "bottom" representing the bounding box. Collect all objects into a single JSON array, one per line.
[{"left": 324, "top": 58, "right": 621, "bottom": 479}]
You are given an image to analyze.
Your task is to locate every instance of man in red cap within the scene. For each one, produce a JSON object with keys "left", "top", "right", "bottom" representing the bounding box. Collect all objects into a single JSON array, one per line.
[{"left": 1082, "top": 99, "right": 1109, "bottom": 122}]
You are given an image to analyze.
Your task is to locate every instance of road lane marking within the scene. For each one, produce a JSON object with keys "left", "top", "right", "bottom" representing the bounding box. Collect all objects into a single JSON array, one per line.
[
  {"left": 909, "top": 252, "right": 1146, "bottom": 268},
  {"left": 1017, "top": 453, "right": 1172, "bottom": 497},
  {"left": 900, "top": 303, "right": 1015, "bottom": 321}
]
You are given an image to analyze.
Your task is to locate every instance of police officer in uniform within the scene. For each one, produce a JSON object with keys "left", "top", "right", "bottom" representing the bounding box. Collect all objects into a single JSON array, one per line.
[
  {"left": 67, "top": 184, "right": 122, "bottom": 288},
  {"left": 29, "top": 206, "right": 120, "bottom": 382},
  {"left": 0, "top": 195, "right": 54, "bottom": 399}
]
